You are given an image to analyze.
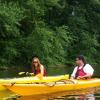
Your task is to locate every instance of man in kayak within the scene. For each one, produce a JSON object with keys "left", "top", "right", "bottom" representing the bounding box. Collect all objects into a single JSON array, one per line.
[
  {"left": 71, "top": 55, "right": 94, "bottom": 79},
  {"left": 31, "top": 57, "right": 46, "bottom": 76}
]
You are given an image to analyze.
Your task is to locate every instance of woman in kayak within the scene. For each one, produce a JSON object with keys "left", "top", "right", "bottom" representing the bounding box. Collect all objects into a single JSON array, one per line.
[
  {"left": 71, "top": 55, "right": 94, "bottom": 79},
  {"left": 31, "top": 57, "right": 46, "bottom": 76}
]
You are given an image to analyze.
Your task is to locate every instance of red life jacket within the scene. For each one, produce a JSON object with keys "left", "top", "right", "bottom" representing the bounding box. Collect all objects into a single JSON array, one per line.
[
  {"left": 75, "top": 66, "right": 86, "bottom": 79},
  {"left": 34, "top": 66, "right": 46, "bottom": 76}
]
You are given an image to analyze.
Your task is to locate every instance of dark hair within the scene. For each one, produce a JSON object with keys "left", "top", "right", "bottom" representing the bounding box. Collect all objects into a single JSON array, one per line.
[{"left": 76, "top": 55, "right": 86, "bottom": 65}]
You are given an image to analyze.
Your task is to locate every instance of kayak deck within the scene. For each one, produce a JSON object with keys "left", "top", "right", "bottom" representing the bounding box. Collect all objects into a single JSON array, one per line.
[
  {"left": 3, "top": 78, "right": 100, "bottom": 96},
  {"left": 0, "top": 74, "right": 69, "bottom": 83}
]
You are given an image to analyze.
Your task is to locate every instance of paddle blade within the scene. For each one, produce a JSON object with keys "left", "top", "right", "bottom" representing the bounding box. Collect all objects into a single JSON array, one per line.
[{"left": 18, "top": 72, "right": 25, "bottom": 75}]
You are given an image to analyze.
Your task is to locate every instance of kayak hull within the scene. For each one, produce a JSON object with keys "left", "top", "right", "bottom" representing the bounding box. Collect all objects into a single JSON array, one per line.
[
  {"left": 0, "top": 85, "right": 6, "bottom": 91},
  {"left": 3, "top": 78, "right": 100, "bottom": 96}
]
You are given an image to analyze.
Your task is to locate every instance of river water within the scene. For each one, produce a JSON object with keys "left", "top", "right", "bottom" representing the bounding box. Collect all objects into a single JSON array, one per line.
[{"left": 0, "top": 65, "right": 100, "bottom": 100}]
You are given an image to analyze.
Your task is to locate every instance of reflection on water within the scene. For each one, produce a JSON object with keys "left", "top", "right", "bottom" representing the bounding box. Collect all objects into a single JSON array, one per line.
[
  {"left": 18, "top": 94, "right": 95, "bottom": 100},
  {"left": 74, "top": 94, "right": 95, "bottom": 100}
]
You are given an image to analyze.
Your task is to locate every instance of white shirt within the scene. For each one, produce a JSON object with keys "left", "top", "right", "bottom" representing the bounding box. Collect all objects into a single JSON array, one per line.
[{"left": 71, "top": 64, "right": 94, "bottom": 78}]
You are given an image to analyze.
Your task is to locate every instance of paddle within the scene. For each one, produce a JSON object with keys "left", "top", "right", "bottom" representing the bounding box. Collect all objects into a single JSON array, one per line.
[
  {"left": 18, "top": 72, "right": 26, "bottom": 75},
  {"left": 18, "top": 72, "right": 34, "bottom": 76},
  {"left": 18, "top": 72, "right": 43, "bottom": 79}
]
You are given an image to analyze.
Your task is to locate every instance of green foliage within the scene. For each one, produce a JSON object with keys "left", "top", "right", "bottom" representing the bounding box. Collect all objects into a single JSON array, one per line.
[
  {"left": 0, "top": 2, "right": 24, "bottom": 38},
  {"left": 0, "top": 0, "right": 100, "bottom": 67},
  {"left": 0, "top": 2, "right": 24, "bottom": 66}
]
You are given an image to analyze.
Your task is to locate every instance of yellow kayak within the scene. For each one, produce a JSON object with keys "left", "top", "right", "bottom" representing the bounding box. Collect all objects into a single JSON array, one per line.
[
  {"left": 3, "top": 78, "right": 100, "bottom": 96},
  {"left": 0, "top": 74, "right": 69, "bottom": 84},
  {"left": 0, "top": 85, "right": 6, "bottom": 91}
]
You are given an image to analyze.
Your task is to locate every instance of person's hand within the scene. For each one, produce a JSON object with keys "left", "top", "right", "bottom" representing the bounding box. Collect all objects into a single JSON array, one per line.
[
  {"left": 36, "top": 73, "right": 43, "bottom": 79},
  {"left": 70, "top": 76, "right": 74, "bottom": 79},
  {"left": 77, "top": 76, "right": 83, "bottom": 79},
  {"left": 26, "top": 72, "right": 34, "bottom": 76},
  {"left": 26, "top": 72, "right": 30, "bottom": 76},
  {"left": 77, "top": 76, "right": 87, "bottom": 79},
  {"left": 30, "top": 73, "right": 34, "bottom": 76}
]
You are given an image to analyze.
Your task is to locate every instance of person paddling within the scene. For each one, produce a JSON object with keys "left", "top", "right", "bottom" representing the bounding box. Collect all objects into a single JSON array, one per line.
[
  {"left": 31, "top": 57, "right": 46, "bottom": 76},
  {"left": 70, "top": 55, "right": 94, "bottom": 79}
]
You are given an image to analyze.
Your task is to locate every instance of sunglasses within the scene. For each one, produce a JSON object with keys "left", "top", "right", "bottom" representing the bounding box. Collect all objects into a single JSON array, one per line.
[{"left": 33, "top": 61, "right": 38, "bottom": 63}]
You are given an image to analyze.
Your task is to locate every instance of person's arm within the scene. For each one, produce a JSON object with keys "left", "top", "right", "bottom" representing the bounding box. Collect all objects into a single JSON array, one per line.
[
  {"left": 70, "top": 67, "right": 77, "bottom": 79},
  {"left": 84, "top": 64, "right": 94, "bottom": 76},
  {"left": 35, "top": 65, "right": 44, "bottom": 79},
  {"left": 77, "top": 74, "right": 92, "bottom": 79},
  {"left": 40, "top": 65, "right": 44, "bottom": 76}
]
